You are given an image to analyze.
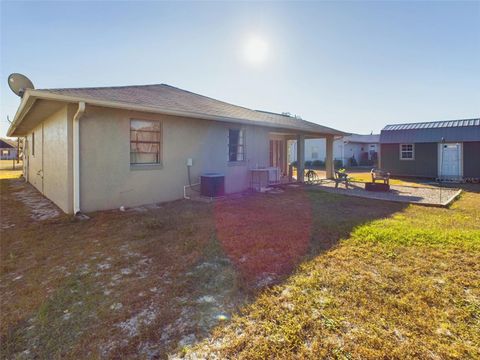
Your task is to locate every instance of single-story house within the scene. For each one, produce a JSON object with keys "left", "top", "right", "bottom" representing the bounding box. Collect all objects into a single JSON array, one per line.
[
  {"left": 7, "top": 83, "right": 345, "bottom": 214},
  {"left": 379, "top": 118, "right": 480, "bottom": 180},
  {"left": 0, "top": 138, "right": 18, "bottom": 160},
  {"left": 289, "top": 133, "right": 380, "bottom": 167}
]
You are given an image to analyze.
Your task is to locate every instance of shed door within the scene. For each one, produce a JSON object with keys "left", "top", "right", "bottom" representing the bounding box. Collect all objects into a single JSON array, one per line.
[{"left": 439, "top": 143, "right": 462, "bottom": 178}]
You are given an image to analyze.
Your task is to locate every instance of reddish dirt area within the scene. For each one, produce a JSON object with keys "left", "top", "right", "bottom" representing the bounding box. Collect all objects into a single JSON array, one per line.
[{"left": 214, "top": 188, "right": 312, "bottom": 285}]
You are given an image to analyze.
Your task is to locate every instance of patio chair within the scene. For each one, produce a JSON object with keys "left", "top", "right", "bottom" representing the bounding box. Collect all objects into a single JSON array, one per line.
[
  {"left": 334, "top": 170, "right": 350, "bottom": 189},
  {"left": 371, "top": 168, "right": 390, "bottom": 185}
]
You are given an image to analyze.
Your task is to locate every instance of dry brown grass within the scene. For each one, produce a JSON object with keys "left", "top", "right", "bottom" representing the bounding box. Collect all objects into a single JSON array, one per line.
[
  {"left": 0, "top": 172, "right": 22, "bottom": 180},
  {"left": 0, "top": 163, "right": 23, "bottom": 179},
  {"left": 1, "top": 179, "right": 229, "bottom": 358},
  {"left": 1, "top": 178, "right": 479, "bottom": 359}
]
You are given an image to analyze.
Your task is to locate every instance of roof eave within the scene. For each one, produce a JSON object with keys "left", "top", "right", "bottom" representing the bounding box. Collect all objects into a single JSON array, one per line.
[
  {"left": 12, "top": 90, "right": 346, "bottom": 136},
  {"left": 7, "top": 91, "right": 36, "bottom": 137}
]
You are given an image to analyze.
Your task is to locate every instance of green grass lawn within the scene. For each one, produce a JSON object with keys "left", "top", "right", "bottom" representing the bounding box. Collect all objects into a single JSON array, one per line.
[
  {"left": 186, "top": 187, "right": 480, "bottom": 359},
  {"left": 1, "top": 178, "right": 479, "bottom": 359}
]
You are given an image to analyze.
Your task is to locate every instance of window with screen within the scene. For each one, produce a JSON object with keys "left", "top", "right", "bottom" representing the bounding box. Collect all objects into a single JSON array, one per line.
[
  {"left": 400, "top": 144, "right": 414, "bottom": 160},
  {"left": 130, "top": 119, "right": 161, "bottom": 164},
  {"left": 228, "top": 129, "right": 245, "bottom": 162}
]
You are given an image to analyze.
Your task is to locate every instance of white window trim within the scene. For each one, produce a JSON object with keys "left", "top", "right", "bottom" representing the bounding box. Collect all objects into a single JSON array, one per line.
[{"left": 399, "top": 143, "right": 415, "bottom": 161}]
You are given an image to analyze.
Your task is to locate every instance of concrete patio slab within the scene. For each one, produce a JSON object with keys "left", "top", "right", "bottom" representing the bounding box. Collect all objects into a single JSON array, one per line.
[{"left": 311, "top": 181, "right": 461, "bottom": 207}]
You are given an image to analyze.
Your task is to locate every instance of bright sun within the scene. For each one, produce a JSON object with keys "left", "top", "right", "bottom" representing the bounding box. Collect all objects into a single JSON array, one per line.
[{"left": 244, "top": 36, "right": 268, "bottom": 65}]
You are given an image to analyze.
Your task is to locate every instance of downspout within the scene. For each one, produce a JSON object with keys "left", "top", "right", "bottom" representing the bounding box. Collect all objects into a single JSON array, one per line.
[
  {"left": 73, "top": 102, "right": 86, "bottom": 215},
  {"left": 23, "top": 137, "right": 28, "bottom": 182}
]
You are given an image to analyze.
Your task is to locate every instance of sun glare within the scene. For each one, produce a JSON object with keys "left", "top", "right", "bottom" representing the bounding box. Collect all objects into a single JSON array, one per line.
[{"left": 244, "top": 36, "right": 268, "bottom": 65}]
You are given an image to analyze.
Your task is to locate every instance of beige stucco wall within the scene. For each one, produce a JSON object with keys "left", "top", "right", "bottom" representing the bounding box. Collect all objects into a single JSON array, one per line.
[
  {"left": 26, "top": 106, "right": 73, "bottom": 213},
  {"left": 79, "top": 106, "right": 271, "bottom": 212},
  {"left": 26, "top": 122, "right": 43, "bottom": 192}
]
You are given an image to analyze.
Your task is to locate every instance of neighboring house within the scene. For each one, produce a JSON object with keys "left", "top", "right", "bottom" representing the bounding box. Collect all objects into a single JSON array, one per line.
[
  {"left": 289, "top": 134, "right": 380, "bottom": 166},
  {"left": 380, "top": 118, "right": 480, "bottom": 180},
  {"left": 7, "top": 84, "right": 345, "bottom": 214},
  {"left": 0, "top": 138, "right": 18, "bottom": 160}
]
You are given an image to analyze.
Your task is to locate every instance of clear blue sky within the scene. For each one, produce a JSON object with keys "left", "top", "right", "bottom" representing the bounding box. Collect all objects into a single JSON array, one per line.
[{"left": 1, "top": 1, "right": 479, "bottom": 137}]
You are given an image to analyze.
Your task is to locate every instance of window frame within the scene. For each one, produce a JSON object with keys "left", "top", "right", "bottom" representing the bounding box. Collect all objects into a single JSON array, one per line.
[
  {"left": 399, "top": 143, "right": 415, "bottom": 161},
  {"left": 130, "top": 119, "right": 162, "bottom": 166},
  {"left": 228, "top": 128, "right": 246, "bottom": 163}
]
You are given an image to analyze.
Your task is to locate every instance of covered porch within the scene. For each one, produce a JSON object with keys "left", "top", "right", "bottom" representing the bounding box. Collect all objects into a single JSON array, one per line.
[{"left": 249, "top": 130, "right": 338, "bottom": 190}]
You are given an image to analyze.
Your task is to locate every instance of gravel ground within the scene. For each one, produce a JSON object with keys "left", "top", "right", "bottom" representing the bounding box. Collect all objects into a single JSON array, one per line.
[{"left": 311, "top": 181, "right": 461, "bottom": 206}]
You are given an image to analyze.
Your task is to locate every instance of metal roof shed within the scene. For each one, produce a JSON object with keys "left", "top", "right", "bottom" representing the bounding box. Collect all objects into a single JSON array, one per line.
[{"left": 380, "top": 118, "right": 480, "bottom": 144}]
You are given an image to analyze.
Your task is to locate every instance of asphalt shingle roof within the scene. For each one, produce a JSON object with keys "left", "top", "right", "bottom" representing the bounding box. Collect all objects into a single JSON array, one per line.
[{"left": 36, "top": 84, "right": 344, "bottom": 135}]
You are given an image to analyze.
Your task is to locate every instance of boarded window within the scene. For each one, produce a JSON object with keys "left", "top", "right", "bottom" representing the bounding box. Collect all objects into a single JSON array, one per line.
[
  {"left": 130, "top": 119, "right": 161, "bottom": 164},
  {"left": 228, "top": 129, "right": 245, "bottom": 162},
  {"left": 400, "top": 144, "right": 414, "bottom": 160}
]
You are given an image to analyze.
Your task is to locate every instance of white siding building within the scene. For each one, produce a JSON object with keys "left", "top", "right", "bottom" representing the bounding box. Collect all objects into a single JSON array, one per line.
[{"left": 289, "top": 134, "right": 380, "bottom": 166}]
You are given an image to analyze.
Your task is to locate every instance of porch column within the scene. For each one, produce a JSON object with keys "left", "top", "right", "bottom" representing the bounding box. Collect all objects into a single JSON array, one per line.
[
  {"left": 297, "top": 134, "right": 305, "bottom": 182},
  {"left": 283, "top": 139, "right": 288, "bottom": 176},
  {"left": 326, "top": 135, "right": 334, "bottom": 179}
]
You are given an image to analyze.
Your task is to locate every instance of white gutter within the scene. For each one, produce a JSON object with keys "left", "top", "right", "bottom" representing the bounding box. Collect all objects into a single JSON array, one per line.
[
  {"left": 10, "top": 90, "right": 347, "bottom": 137},
  {"left": 73, "top": 102, "right": 86, "bottom": 214},
  {"left": 23, "top": 136, "right": 29, "bottom": 182}
]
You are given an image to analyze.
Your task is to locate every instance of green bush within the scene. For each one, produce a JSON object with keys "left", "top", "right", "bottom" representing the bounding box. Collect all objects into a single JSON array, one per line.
[
  {"left": 305, "top": 161, "right": 313, "bottom": 168},
  {"left": 290, "top": 161, "right": 298, "bottom": 167},
  {"left": 312, "top": 160, "right": 325, "bottom": 167},
  {"left": 334, "top": 160, "right": 343, "bottom": 169}
]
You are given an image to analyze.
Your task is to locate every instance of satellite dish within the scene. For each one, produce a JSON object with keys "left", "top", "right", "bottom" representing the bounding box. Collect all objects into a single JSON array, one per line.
[{"left": 8, "top": 73, "right": 34, "bottom": 98}]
